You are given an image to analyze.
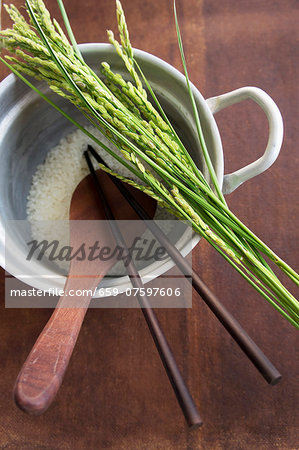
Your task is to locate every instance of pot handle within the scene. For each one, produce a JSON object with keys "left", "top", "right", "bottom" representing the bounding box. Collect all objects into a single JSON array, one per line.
[{"left": 206, "top": 86, "right": 283, "bottom": 194}]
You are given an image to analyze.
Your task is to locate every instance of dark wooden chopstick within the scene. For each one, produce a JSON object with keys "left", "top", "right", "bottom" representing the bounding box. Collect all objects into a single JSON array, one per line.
[
  {"left": 84, "top": 150, "right": 202, "bottom": 428},
  {"left": 87, "top": 145, "right": 282, "bottom": 386}
]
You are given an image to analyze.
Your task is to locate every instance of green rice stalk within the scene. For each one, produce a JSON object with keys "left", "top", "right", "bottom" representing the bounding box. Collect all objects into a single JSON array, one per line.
[{"left": 0, "top": 0, "right": 298, "bottom": 328}]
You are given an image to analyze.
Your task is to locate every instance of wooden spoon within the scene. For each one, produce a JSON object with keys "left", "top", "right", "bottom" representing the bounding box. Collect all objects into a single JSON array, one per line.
[
  {"left": 14, "top": 170, "right": 202, "bottom": 428},
  {"left": 14, "top": 171, "right": 156, "bottom": 415}
]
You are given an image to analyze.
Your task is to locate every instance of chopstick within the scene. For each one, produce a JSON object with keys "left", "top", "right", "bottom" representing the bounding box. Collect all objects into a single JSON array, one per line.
[
  {"left": 87, "top": 145, "right": 282, "bottom": 386},
  {"left": 84, "top": 150, "right": 202, "bottom": 429}
]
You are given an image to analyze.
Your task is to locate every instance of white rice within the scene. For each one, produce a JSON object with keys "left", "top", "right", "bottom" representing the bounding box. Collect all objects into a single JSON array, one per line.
[{"left": 27, "top": 126, "right": 175, "bottom": 273}]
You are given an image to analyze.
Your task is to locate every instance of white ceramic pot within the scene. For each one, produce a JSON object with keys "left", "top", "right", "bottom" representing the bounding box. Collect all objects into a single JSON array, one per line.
[{"left": 0, "top": 43, "right": 283, "bottom": 297}]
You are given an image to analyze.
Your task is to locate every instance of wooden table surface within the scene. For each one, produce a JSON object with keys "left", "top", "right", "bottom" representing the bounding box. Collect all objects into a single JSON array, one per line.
[{"left": 0, "top": 0, "right": 298, "bottom": 448}]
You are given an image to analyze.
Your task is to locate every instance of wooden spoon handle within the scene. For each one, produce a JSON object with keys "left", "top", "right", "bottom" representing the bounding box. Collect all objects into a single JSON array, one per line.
[{"left": 14, "top": 294, "right": 90, "bottom": 415}]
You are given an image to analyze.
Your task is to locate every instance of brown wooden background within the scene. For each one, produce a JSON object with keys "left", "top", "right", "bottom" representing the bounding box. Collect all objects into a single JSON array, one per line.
[{"left": 0, "top": 0, "right": 298, "bottom": 448}]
